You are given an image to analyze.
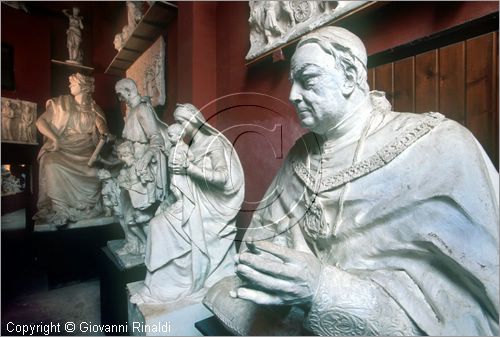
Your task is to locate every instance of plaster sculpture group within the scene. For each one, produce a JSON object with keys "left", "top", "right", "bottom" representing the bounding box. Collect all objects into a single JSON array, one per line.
[
  {"left": 1, "top": 97, "right": 37, "bottom": 144},
  {"left": 34, "top": 72, "right": 244, "bottom": 305},
  {"left": 108, "top": 82, "right": 244, "bottom": 302},
  {"left": 1, "top": 167, "right": 24, "bottom": 196},
  {"left": 204, "top": 26, "right": 499, "bottom": 336},
  {"left": 31, "top": 8, "right": 499, "bottom": 335},
  {"left": 131, "top": 103, "right": 244, "bottom": 304}
]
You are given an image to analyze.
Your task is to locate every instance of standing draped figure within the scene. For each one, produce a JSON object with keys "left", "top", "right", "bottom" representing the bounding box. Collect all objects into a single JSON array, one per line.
[{"left": 63, "top": 7, "right": 84, "bottom": 64}]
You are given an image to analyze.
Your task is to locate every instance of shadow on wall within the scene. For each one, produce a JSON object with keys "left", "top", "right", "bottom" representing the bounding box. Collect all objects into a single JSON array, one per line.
[{"left": 195, "top": 92, "right": 304, "bottom": 247}]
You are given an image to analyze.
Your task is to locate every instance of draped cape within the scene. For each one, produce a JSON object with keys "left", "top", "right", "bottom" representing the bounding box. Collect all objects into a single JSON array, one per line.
[{"left": 243, "top": 109, "right": 499, "bottom": 335}]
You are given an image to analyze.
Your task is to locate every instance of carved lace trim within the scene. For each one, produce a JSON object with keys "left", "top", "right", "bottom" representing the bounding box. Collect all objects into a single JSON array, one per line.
[
  {"left": 304, "top": 266, "right": 421, "bottom": 336},
  {"left": 293, "top": 112, "right": 445, "bottom": 192}
]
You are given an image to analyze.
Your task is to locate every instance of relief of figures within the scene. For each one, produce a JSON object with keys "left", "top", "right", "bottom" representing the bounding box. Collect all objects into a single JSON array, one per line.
[
  {"left": 126, "top": 37, "right": 166, "bottom": 107},
  {"left": 1, "top": 166, "right": 24, "bottom": 196},
  {"left": 1, "top": 97, "right": 38, "bottom": 145},
  {"left": 246, "top": 1, "right": 368, "bottom": 61}
]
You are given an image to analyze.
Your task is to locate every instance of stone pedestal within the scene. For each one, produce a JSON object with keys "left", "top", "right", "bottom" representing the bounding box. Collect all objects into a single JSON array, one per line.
[
  {"left": 194, "top": 316, "right": 232, "bottom": 336},
  {"left": 33, "top": 220, "right": 122, "bottom": 288},
  {"left": 34, "top": 215, "right": 116, "bottom": 232},
  {"left": 99, "top": 247, "right": 146, "bottom": 335},
  {"left": 127, "top": 281, "right": 212, "bottom": 336},
  {"left": 107, "top": 239, "right": 144, "bottom": 269}
]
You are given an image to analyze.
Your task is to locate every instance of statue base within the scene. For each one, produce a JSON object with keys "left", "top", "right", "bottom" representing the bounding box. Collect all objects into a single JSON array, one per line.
[
  {"left": 65, "top": 59, "right": 82, "bottom": 65},
  {"left": 203, "top": 276, "right": 307, "bottom": 335},
  {"left": 99, "top": 247, "right": 146, "bottom": 335},
  {"left": 34, "top": 215, "right": 116, "bottom": 232},
  {"left": 107, "top": 239, "right": 144, "bottom": 269},
  {"left": 127, "top": 281, "right": 212, "bottom": 336}
]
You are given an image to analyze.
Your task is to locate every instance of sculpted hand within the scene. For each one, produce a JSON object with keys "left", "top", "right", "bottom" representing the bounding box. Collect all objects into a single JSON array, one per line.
[
  {"left": 170, "top": 161, "right": 189, "bottom": 175},
  {"left": 232, "top": 241, "right": 322, "bottom": 307},
  {"left": 105, "top": 133, "right": 116, "bottom": 143},
  {"left": 136, "top": 151, "right": 153, "bottom": 173},
  {"left": 48, "top": 138, "right": 60, "bottom": 152}
]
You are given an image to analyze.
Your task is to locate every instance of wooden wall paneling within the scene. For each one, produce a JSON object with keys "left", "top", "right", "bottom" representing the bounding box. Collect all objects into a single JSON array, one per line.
[
  {"left": 465, "top": 32, "right": 497, "bottom": 166},
  {"left": 393, "top": 57, "right": 415, "bottom": 112},
  {"left": 439, "top": 42, "right": 466, "bottom": 125},
  {"left": 415, "top": 50, "right": 438, "bottom": 113},
  {"left": 374, "top": 62, "right": 394, "bottom": 107}
]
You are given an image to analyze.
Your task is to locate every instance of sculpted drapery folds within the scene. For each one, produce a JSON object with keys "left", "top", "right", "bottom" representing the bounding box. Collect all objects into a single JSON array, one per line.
[
  {"left": 34, "top": 73, "right": 109, "bottom": 227},
  {"left": 205, "top": 26, "right": 499, "bottom": 336},
  {"left": 114, "top": 78, "right": 169, "bottom": 256}
]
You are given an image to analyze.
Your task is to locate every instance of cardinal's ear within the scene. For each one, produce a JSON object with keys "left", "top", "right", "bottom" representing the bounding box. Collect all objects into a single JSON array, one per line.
[{"left": 342, "top": 63, "right": 357, "bottom": 97}]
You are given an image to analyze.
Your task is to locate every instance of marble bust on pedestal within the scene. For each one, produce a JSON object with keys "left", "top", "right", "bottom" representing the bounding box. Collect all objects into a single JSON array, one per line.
[{"left": 205, "top": 26, "right": 499, "bottom": 336}]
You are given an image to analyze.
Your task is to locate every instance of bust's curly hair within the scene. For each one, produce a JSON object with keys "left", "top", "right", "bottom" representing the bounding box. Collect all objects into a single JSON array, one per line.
[{"left": 69, "top": 73, "right": 95, "bottom": 93}]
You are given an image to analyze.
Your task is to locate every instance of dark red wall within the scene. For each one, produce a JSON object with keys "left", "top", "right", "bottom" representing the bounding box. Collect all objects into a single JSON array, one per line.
[
  {"left": 1, "top": 4, "right": 51, "bottom": 220},
  {"left": 1, "top": 5, "right": 51, "bottom": 111},
  {"left": 356, "top": 1, "right": 499, "bottom": 55}
]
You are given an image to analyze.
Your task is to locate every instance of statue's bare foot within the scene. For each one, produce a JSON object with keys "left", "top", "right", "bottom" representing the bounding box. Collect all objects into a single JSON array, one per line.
[{"left": 53, "top": 214, "right": 69, "bottom": 229}]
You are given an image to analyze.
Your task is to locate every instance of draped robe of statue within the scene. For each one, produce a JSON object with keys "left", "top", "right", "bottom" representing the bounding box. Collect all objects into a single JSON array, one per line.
[
  {"left": 35, "top": 95, "right": 108, "bottom": 225},
  {"left": 120, "top": 96, "right": 168, "bottom": 222},
  {"left": 141, "top": 114, "right": 245, "bottom": 303},
  {"left": 205, "top": 92, "right": 499, "bottom": 335}
]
